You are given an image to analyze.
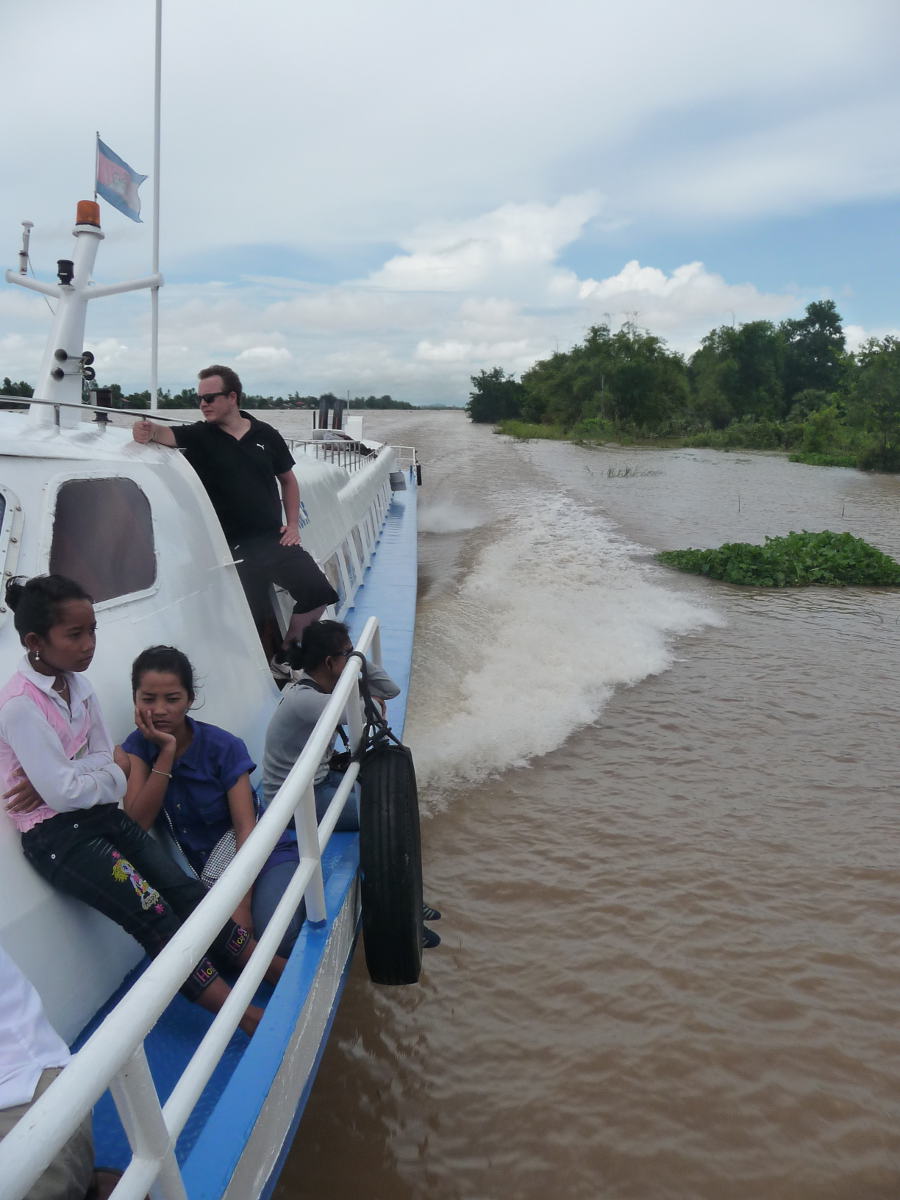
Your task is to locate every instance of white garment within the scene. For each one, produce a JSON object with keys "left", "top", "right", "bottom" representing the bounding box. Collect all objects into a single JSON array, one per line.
[
  {"left": 0, "top": 943, "right": 70, "bottom": 1108},
  {"left": 0, "top": 656, "right": 125, "bottom": 816}
]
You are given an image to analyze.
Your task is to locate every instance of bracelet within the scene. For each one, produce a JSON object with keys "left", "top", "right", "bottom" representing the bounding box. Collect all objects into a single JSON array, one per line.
[{"left": 151, "top": 768, "right": 172, "bottom": 779}]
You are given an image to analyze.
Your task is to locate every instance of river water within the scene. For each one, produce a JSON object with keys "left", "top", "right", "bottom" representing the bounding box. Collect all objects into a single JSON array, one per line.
[{"left": 266, "top": 409, "right": 900, "bottom": 1200}]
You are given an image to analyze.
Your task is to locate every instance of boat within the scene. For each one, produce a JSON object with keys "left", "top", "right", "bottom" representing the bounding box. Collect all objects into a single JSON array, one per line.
[{"left": 0, "top": 195, "right": 422, "bottom": 1199}]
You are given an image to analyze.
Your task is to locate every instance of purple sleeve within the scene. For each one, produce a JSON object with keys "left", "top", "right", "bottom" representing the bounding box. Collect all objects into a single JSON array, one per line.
[{"left": 122, "top": 728, "right": 153, "bottom": 764}]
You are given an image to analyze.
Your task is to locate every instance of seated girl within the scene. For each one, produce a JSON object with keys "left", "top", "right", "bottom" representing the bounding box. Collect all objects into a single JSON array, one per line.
[
  {"left": 0, "top": 575, "right": 276, "bottom": 1037},
  {"left": 122, "top": 646, "right": 303, "bottom": 958},
  {"left": 261, "top": 620, "right": 400, "bottom": 830}
]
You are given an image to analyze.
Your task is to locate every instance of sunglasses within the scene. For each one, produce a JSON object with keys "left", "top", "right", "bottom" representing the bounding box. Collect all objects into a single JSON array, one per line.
[
  {"left": 197, "top": 391, "right": 228, "bottom": 405},
  {"left": 332, "top": 647, "right": 354, "bottom": 659}
]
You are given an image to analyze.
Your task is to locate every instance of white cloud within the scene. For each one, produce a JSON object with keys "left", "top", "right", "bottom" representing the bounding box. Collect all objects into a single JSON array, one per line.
[
  {"left": 369, "top": 195, "right": 600, "bottom": 292},
  {"left": 844, "top": 324, "right": 900, "bottom": 353},
  {"left": 0, "top": 192, "right": 877, "bottom": 404},
  {"left": 235, "top": 346, "right": 294, "bottom": 366},
  {"left": 3, "top": 1, "right": 900, "bottom": 403}
]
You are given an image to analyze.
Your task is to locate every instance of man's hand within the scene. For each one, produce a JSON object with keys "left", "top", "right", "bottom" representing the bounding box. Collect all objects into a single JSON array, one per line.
[
  {"left": 279, "top": 525, "right": 302, "bottom": 547},
  {"left": 132, "top": 421, "right": 176, "bottom": 448},
  {"left": 5, "top": 771, "right": 44, "bottom": 815}
]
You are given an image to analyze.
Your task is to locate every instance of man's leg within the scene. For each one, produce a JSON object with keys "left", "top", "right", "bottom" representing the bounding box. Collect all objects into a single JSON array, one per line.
[
  {"left": 284, "top": 605, "right": 326, "bottom": 643},
  {"left": 230, "top": 536, "right": 337, "bottom": 657},
  {"left": 270, "top": 543, "right": 338, "bottom": 651}
]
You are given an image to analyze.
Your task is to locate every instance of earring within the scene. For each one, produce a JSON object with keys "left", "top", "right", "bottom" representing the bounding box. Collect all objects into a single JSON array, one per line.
[{"left": 32, "top": 650, "right": 40, "bottom": 662}]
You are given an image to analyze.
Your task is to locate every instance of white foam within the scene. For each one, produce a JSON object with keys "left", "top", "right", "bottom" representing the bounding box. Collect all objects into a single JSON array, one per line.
[
  {"left": 406, "top": 491, "right": 721, "bottom": 797},
  {"left": 418, "top": 499, "right": 485, "bottom": 535}
]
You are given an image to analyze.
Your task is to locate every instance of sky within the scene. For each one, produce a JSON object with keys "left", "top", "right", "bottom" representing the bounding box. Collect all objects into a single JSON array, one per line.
[{"left": 2, "top": 0, "right": 900, "bottom": 406}]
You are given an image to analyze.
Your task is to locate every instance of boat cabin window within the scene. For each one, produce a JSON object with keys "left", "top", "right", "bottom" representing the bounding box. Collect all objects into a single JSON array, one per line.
[{"left": 50, "top": 478, "right": 156, "bottom": 603}]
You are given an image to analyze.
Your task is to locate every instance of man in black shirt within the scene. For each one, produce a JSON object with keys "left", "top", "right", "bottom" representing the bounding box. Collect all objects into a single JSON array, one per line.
[{"left": 133, "top": 365, "right": 337, "bottom": 667}]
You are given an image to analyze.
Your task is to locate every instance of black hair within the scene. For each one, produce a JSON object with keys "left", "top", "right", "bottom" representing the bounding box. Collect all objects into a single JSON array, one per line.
[
  {"left": 286, "top": 620, "right": 350, "bottom": 672},
  {"left": 5, "top": 575, "right": 93, "bottom": 643},
  {"left": 131, "top": 645, "right": 196, "bottom": 701}
]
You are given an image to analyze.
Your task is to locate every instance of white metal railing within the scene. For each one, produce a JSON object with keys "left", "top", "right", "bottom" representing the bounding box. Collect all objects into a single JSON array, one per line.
[
  {"left": 0, "top": 395, "right": 196, "bottom": 431},
  {"left": 289, "top": 437, "right": 382, "bottom": 472},
  {"left": 0, "top": 400, "right": 419, "bottom": 484},
  {"left": 0, "top": 620, "right": 381, "bottom": 1200},
  {"left": 393, "top": 444, "right": 417, "bottom": 471}
]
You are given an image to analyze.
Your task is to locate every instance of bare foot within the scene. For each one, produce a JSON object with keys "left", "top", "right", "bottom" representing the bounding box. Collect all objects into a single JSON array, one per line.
[
  {"left": 239, "top": 1004, "right": 265, "bottom": 1038},
  {"left": 264, "top": 953, "right": 288, "bottom": 987},
  {"left": 84, "top": 1168, "right": 124, "bottom": 1200}
]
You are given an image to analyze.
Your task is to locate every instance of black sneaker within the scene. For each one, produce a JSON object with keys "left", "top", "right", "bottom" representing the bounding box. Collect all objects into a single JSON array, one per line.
[
  {"left": 422, "top": 924, "right": 441, "bottom": 949},
  {"left": 422, "top": 902, "right": 442, "bottom": 921}
]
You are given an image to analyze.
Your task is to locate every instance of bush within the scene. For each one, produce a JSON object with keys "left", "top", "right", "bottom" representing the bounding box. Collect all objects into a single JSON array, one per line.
[
  {"left": 789, "top": 452, "right": 858, "bottom": 468},
  {"left": 568, "top": 416, "right": 618, "bottom": 442},
  {"left": 657, "top": 530, "right": 900, "bottom": 587},
  {"left": 495, "top": 420, "right": 566, "bottom": 440},
  {"left": 857, "top": 444, "right": 900, "bottom": 472}
]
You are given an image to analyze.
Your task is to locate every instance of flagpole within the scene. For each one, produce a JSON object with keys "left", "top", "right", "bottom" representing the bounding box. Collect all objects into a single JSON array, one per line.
[
  {"left": 150, "top": 0, "right": 162, "bottom": 411},
  {"left": 94, "top": 133, "right": 99, "bottom": 202}
]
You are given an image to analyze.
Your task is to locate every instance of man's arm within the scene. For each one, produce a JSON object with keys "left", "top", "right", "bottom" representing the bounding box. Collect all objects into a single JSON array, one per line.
[
  {"left": 132, "top": 419, "right": 177, "bottom": 447},
  {"left": 277, "top": 470, "right": 302, "bottom": 546}
]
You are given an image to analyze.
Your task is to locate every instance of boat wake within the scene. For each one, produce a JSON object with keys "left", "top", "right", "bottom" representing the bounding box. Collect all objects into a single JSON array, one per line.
[
  {"left": 406, "top": 489, "right": 722, "bottom": 799},
  {"left": 418, "top": 497, "right": 485, "bottom": 535}
]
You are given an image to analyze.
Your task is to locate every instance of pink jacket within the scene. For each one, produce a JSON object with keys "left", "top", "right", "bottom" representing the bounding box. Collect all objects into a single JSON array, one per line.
[{"left": 0, "top": 664, "right": 123, "bottom": 833}]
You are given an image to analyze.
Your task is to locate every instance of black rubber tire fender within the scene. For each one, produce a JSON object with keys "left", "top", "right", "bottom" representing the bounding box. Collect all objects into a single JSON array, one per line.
[{"left": 358, "top": 741, "right": 424, "bottom": 985}]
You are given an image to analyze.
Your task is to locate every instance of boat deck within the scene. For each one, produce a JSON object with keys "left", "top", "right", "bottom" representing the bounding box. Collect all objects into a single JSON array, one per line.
[{"left": 82, "top": 478, "right": 418, "bottom": 1188}]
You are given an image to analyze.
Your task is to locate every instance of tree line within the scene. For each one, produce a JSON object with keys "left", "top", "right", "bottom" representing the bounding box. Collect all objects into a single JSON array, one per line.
[
  {"left": 466, "top": 301, "right": 900, "bottom": 471},
  {"left": 0, "top": 379, "right": 412, "bottom": 411}
]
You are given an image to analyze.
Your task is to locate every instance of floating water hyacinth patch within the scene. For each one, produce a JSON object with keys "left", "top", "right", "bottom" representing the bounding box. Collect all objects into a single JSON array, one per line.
[{"left": 657, "top": 531, "right": 900, "bottom": 588}]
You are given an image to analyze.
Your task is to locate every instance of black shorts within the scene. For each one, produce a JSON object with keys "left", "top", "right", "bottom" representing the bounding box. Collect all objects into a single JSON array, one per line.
[{"left": 230, "top": 532, "right": 338, "bottom": 620}]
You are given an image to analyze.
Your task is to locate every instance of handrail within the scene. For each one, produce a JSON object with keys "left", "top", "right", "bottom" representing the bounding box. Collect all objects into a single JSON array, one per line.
[
  {"left": 0, "top": 394, "right": 191, "bottom": 424},
  {"left": 0, "top": 402, "right": 419, "bottom": 475},
  {"left": 0, "top": 618, "right": 380, "bottom": 1200},
  {"left": 393, "top": 444, "right": 418, "bottom": 471},
  {"left": 288, "top": 437, "right": 380, "bottom": 473}
]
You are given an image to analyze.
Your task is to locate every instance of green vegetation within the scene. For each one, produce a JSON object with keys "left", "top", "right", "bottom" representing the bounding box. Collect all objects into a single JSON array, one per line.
[
  {"left": 115, "top": 387, "right": 413, "bottom": 411},
  {"left": 1, "top": 378, "right": 33, "bottom": 398},
  {"left": 468, "top": 303, "right": 900, "bottom": 473},
  {"left": 496, "top": 419, "right": 567, "bottom": 440},
  {"left": 657, "top": 531, "right": 900, "bottom": 588},
  {"left": 0, "top": 377, "right": 413, "bottom": 411}
]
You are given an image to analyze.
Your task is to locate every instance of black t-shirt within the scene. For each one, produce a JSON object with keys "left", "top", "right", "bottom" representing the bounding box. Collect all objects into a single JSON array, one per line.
[{"left": 174, "top": 412, "right": 295, "bottom": 542}]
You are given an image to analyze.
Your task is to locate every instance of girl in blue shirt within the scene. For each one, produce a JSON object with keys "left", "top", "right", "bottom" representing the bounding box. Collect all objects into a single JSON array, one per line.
[{"left": 123, "top": 646, "right": 302, "bottom": 955}]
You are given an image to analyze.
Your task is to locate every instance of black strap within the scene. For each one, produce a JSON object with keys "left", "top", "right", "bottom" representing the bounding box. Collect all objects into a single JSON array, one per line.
[
  {"left": 295, "top": 676, "right": 350, "bottom": 748},
  {"left": 349, "top": 652, "right": 403, "bottom": 761},
  {"left": 295, "top": 656, "right": 401, "bottom": 761}
]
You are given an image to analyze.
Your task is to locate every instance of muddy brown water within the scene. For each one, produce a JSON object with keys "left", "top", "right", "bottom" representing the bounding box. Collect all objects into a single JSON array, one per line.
[{"left": 180, "top": 408, "right": 899, "bottom": 1200}]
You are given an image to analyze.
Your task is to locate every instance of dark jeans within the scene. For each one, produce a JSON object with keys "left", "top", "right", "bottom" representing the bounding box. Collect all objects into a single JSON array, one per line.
[
  {"left": 315, "top": 771, "right": 360, "bottom": 831},
  {"left": 22, "top": 805, "right": 250, "bottom": 1001},
  {"left": 252, "top": 862, "right": 306, "bottom": 958},
  {"left": 229, "top": 532, "right": 338, "bottom": 621}
]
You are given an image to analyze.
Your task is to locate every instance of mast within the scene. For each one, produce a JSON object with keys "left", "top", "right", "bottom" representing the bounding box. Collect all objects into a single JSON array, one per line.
[
  {"left": 150, "top": 0, "right": 162, "bottom": 410},
  {"left": 5, "top": 204, "right": 162, "bottom": 428}
]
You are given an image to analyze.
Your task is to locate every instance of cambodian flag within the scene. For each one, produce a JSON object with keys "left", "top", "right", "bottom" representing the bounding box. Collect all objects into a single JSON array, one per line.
[{"left": 95, "top": 136, "right": 147, "bottom": 223}]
